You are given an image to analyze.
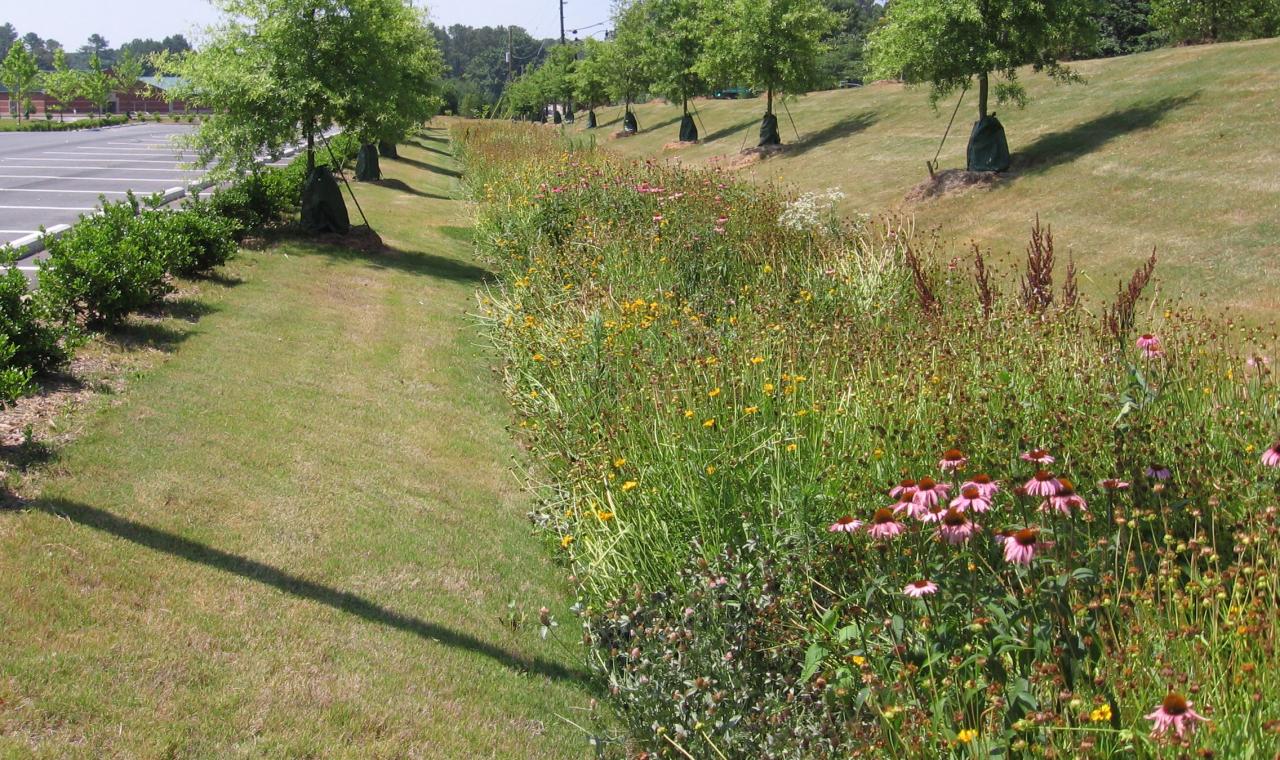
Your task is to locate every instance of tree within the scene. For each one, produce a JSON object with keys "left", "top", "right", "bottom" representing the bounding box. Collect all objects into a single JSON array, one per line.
[
  {"left": 819, "top": 0, "right": 882, "bottom": 84},
  {"left": 0, "top": 42, "right": 39, "bottom": 121},
  {"left": 81, "top": 52, "right": 113, "bottom": 116},
  {"left": 0, "top": 23, "right": 16, "bottom": 62},
  {"left": 112, "top": 48, "right": 145, "bottom": 112},
  {"left": 605, "top": 1, "right": 651, "bottom": 132},
  {"left": 637, "top": 0, "right": 707, "bottom": 141},
  {"left": 697, "top": 0, "right": 841, "bottom": 146},
  {"left": 1150, "top": 0, "right": 1279, "bottom": 42},
  {"left": 541, "top": 43, "right": 578, "bottom": 124},
  {"left": 171, "top": 0, "right": 443, "bottom": 225},
  {"left": 573, "top": 38, "right": 613, "bottom": 128},
  {"left": 43, "top": 48, "right": 81, "bottom": 120},
  {"left": 868, "top": 0, "right": 1098, "bottom": 170},
  {"left": 1090, "top": 0, "right": 1163, "bottom": 56}
]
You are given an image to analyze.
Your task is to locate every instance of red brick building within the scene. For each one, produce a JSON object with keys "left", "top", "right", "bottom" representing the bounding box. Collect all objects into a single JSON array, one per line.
[{"left": 1, "top": 74, "right": 197, "bottom": 118}]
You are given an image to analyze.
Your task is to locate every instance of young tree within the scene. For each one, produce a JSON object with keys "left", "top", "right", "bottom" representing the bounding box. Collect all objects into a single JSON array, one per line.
[
  {"left": 0, "top": 42, "right": 40, "bottom": 122},
  {"left": 638, "top": 0, "right": 707, "bottom": 141},
  {"left": 573, "top": 38, "right": 613, "bottom": 128},
  {"left": 171, "top": 0, "right": 443, "bottom": 229},
  {"left": 43, "top": 48, "right": 81, "bottom": 121},
  {"left": 868, "top": 0, "right": 1098, "bottom": 171},
  {"left": 541, "top": 43, "right": 578, "bottom": 125},
  {"left": 696, "top": 0, "right": 841, "bottom": 146},
  {"left": 81, "top": 52, "right": 114, "bottom": 116},
  {"left": 605, "top": 1, "right": 650, "bottom": 133},
  {"left": 112, "top": 48, "right": 146, "bottom": 114}
]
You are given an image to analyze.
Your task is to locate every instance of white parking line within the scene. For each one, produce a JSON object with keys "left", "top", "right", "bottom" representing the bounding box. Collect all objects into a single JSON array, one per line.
[
  {"left": 41, "top": 153, "right": 187, "bottom": 163},
  {"left": 71, "top": 149, "right": 195, "bottom": 155},
  {"left": 0, "top": 165, "right": 198, "bottom": 173},
  {"left": 0, "top": 229, "right": 39, "bottom": 234},
  {"left": 0, "top": 188, "right": 131, "bottom": 194},
  {"left": 0, "top": 205, "right": 96, "bottom": 210},
  {"left": 0, "top": 174, "right": 185, "bottom": 182}
]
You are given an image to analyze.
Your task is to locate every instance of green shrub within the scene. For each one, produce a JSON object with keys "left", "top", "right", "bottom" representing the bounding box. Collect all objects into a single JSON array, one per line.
[
  {"left": 0, "top": 251, "right": 70, "bottom": 373},
  {"left": 0, "top": 335, "right": 33, "bottom": 405},
  {"left": 37, "top": 198, "right": 171, "bottom": 327},
  {"left": 0, "top": 115, "right": 128, "bottom": 132},
  {"left": 207, "top": 165, "right": 303, "bottom": 233},
  {"left": 163, "top": 202, "right": 242, "bottom": 275}
]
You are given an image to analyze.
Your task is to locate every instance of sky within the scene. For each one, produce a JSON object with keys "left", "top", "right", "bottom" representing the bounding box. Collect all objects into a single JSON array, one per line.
[{"left": 5, "top": 0, "right": 617, "bottom": 48}]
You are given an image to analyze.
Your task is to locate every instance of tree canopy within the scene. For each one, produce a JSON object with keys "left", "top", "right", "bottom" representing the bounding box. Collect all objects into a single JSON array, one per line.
[
  {"left": 868, "top": 0, "right": 1100, "bottom": 119},
  {"left": 0, "top": 41, "right": 39, "bottom": 120},
  {"left": 636, "top": 0, "right": 706, "bottom": 113},
  {"left": 169, "top": 0, "right": 443, "bottom": 178}
]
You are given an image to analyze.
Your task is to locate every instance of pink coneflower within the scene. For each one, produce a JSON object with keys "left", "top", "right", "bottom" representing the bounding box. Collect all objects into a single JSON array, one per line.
[
  {"left": 1145, "top": 464, "right": 1172, "bottom": 481},
  {"left": 1020, "top": 448, "right": 1055, "bottom": 465},
  {"left": 939, "top": 448, "right": 968, "bottom": 471},
  {"left": 1142, "top": 345, "right": 1165, "bottom": 359},
  {"left": 867, "top": 508, "right": 905, "bottom": 540},
  {"left": 652, "top": 214, "right": 665, "bottom": 222},
  {"left": 949, "top": 485, "right": 991, "bottom": 513},
  {"left": 889, "top": 479, "right": 918, "bottom": 501},
  {"left": 938, "top": 509, "right": 977, "bottom": 544},
  {"left": 1261, "top": 442, "right": 1280, "bottom": 468},
  {"left": 1145, "top": 693, "right": 1207, "bottom": 738},
  {"left": 911, "top": 477, "right": 951, "bottom": 509},
  {"left": 903, "top": 579, "right": 938, "bottom": 598},
  {"left": 1024, "top": 470, "right": 1062, "bottom": 498},
  {"left": 962, "top": 473, "right": 1000, "bottom": 500},
  {"left": 1137, "top": 334, "right": 1161, "bottom": 351},
  {"left": 918, "top": 502, "right": 947, "bottom": 523},
  {"left": 1003, "top": 527, "right": 1044, "bottom": 565},
  {"left": 1042, "top": 479, "right": 1087, "bottom": 516},
  {"left": 1098, "top": 478, "right": 1131, "bottom": 491},
  {"left": 828, "top": 515, "right": 862, "bottom": 533}
]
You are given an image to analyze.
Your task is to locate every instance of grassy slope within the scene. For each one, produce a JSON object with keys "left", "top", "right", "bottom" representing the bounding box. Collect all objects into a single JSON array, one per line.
[
  {"left": 584, "top": 38, "right": 1280, "bottom": 315},
  {"left": 0, "top": 130, "right": 601, "bottom": 758}
]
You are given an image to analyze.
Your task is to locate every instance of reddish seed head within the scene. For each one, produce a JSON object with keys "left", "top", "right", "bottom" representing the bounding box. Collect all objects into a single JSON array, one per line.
[
  {"left": 911, "top": 579, "right": 932, "bottom": 589},
  {"left": 918, "top": 477, "right": 937, "bottom": 490},
  {"left": 1034, "top": 470, "right": 1055, "bottom": 481},
  {"left": 1057, "top": 478, "right": 1075, "bottom": 495},
  {"left": 972, "top": 474, "right": 992, "bottom": 484},
  {"left": 835, "top": 515, "right": 856, "bottom": 525},
  {"left": 898, "top": 479, "right": 916, "bottom": 488},
  {"left": 1029, "top": 448, "right": 1047, "bottom": 458},
  {"left": 873, "top": 508, "right": 896, "bottom": 524},
  {"left": 1162, "top": 693, "right": 1188, "bottom": 715},
  {"left": 943, "top": 448, "right": 964, "bottom": 461},
  {"left": 942, "top": 509, "right": 967, "bottom": 527},
  {"left": 1015, "top": 528, "right": 1039, "bottom": 546},
  {"left": 961, "top": 486, "right": 981, "bottom": 499}
]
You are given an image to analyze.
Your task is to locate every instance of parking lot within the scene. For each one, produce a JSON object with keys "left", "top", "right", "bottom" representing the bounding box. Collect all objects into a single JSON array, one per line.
[{"left": 0, "top": 123, "right": 203, "bottom": 256}]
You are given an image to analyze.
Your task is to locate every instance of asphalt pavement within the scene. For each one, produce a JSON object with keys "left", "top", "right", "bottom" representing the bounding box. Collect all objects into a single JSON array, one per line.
[{"left": 0, "top": 123, "right": 203, "bottom": 254}]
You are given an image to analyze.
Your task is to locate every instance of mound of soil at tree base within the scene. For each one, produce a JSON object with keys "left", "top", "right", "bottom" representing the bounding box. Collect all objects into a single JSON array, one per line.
[
  {"left": 725, "top": 143, "right": 788, "bottom": 170},
  {"left": 611, "top": 130, "right": 638, "bottom": 140},
  {"left": 904, "top": 169, "right": 1002, "bottom": 203},
  {"left": 662, "top": 140, "right": 700, "bottom": 151}
]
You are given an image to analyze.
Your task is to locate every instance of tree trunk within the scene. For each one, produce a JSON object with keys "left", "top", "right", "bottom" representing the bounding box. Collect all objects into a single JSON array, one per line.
[
  {"left": 766, "top": 87, "right": 773, "bottom": 116},
  {"left": 978, "top": 72, "right": 989, "bottom": 119}
]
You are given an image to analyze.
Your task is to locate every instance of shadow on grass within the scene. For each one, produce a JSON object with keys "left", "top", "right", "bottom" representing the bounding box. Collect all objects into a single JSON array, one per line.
[
  {"left": 417, "top": 132, "right": 449, "bottom": 144},
  {"left": 787, "top": 111, "right": 878, "bottom": 157},
  {"left": 397, "top": 155, "right": 462, "bottom": 179},
  {"left": 104, "top": 320, "right": 196, "bottom": 353},
  {"left": 406, "top": 140, "right": 452, "bottom": 158},
  {"left": 1011, "top": 94, "right": 1200, "bottom": 176},
  {"left": 302, "top": 240, "right": 495, "bottom": 284},
  {"left": 369, "top": 177, "right": 451, "bottom": 200},
  {"left": 699, "top": 116, "right": 759, "bottom": 145},
  {"left": 143, "top": 297, "right": 220, "bottom": 324},
  {"left": 36, "top": 498, "right": 597, "bottom": 687}
]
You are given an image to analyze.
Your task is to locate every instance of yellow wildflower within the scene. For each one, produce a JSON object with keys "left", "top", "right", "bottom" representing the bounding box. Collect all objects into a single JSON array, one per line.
[
  {"left": 703, "top": 418, "right": 716, "bottom": 428},
  {"left": 621, "top": 481, "right": 638, "bottom": 492},
  {"left": 705, "top": 465, "right": 717, "bottom": 475},
  {"left": 596, "top": 510, "right": 615, "bottom": 522},
  {"left": 708, "top": 387, "right": 722, "bottom": 398},
  {"left": 956, "top": 729, "right": 978, "bottom": 744},
  {"left": 751, "top": 356, "right": 765, "bottom": 365},
  {"left": 560, "top": 535, "right": 574, "bottom": 549},
  {"left": 1089, "top": 705, "right": 1112, "bottom": 723}
]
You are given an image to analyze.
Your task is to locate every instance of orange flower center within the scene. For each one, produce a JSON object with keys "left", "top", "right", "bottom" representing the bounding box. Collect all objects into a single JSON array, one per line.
[
  {"left": 1014, "top": 528, "right": 1038, "bottom": 546},
  {"left": 873, "top": 508, "right": 895, "bottom": 524},
  {"left": 972, "top": 474, "right": 992, "bottom": 484},
  {"left": 911, "top": 580, "right": 931, "bottom": 589},
  {"left": 1161, "top": 693, "right": 1188, "bottom": 715},
  {"left": 961, "top": 486, "right": 981, "bottom": 500},
  {"left": 836, "top": 515, "right": 855, "bottom": 525},
  {"left": 943, "top": 448, "right": 964, "bottom": 461},
  {"left": 1034, "top": 470, "right": 1055, "bottom": 482},
  {"left": 942, "top": 509, "right": 967, "bottom": 527},
  {"left": 918, "top": 477, "right": 937, "bottom": 490}
]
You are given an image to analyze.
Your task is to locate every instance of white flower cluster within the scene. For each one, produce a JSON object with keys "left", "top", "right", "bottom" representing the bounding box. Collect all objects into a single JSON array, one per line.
[{"left": 778, "top": 187, "right": 846, "bottom": 231}]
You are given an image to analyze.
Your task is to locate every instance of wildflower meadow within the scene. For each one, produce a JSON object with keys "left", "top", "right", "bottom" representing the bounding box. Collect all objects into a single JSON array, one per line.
[{"left": 455, "top": 121, "right": 1280, "bottom": 758}]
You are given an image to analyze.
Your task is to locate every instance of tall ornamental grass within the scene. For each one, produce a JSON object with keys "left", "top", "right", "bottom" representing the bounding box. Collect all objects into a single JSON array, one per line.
[{"left": 455, "top": 121, "right": 1279, "bottom": 759}]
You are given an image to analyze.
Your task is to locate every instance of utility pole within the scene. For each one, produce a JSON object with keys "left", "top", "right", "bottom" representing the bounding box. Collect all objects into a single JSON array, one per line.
[
  {"left": 559, "top": 0, "right": 567, "bottom": 43},
  {"left": 506, "top": 26, "right": 513, "bottom": 82}
]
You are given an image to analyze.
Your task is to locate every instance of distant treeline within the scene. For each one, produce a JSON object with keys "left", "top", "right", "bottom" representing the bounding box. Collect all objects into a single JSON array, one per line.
[{"left": 0, "top": 24, "right": 190, "bottom": 73}]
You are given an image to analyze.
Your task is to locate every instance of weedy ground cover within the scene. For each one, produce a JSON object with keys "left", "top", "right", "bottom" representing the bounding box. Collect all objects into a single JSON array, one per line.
[{"left": 457, "top": 121, "right": 1280, "bottom": 758}]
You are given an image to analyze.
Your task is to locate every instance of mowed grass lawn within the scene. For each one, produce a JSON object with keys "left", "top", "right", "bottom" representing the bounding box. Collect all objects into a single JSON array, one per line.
[
  {"left": 588, "top": 38, "right": 1280, "bottom": 316},
  {"left": 0, "top": 129, "right": 602, "bottom": 757}
]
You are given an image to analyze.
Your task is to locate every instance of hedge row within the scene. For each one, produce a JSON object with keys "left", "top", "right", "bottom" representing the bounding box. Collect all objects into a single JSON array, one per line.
[{"left": 0, "top": 116, "right": 129, "bottom": 132}]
